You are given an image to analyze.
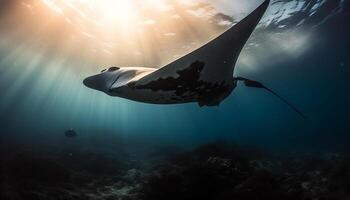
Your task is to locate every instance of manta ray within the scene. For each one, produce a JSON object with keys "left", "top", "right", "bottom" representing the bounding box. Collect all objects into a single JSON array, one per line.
[{"left": 83, "top": 0, "right": 305, "bottom": 118}]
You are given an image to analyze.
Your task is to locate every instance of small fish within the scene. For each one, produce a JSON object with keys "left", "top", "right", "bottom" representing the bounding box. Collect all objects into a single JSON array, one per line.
[{"left": 65, "top": 129, "right": 77, "bottom": 138}]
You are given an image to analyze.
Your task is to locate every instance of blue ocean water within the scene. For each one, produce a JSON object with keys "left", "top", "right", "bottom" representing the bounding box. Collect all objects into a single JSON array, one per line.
[
  {"left": 0, "top": 0, "right": 349, "bottom": 152},
  {"left": 1, "top": 1, "right": 350, "bottom": 200}
]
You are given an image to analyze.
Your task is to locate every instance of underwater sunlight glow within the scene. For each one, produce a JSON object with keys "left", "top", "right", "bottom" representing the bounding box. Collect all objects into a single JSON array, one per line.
[
  {"left": 42, "top": 0, "right": 140, "bottom": 25},
  {"left": 0, "top": 0, "right": 347, "bottom": 146},
  {"left": 9, "top": 0, "right": 228, "bottom": 70}
]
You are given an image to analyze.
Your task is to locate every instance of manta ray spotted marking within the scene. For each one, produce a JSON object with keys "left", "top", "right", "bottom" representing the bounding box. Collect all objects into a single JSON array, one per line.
[{"left": 83, "top": 0, "right": 305, "bottom": 118}]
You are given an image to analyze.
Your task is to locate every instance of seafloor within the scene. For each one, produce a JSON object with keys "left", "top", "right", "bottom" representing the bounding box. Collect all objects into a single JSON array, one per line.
[{"left": 1, "top": 141, "right": 350, "bottom": 200}]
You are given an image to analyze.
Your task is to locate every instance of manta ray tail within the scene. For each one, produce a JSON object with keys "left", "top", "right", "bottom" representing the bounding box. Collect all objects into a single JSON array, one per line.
[{"left": 234, "top": 77, "right": 306, "bottom": 119}]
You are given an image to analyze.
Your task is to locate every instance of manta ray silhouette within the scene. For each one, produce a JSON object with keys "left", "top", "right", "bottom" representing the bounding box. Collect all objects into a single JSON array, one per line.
[{"left": 83, "top": 0, "right": 305, "bottom": 118}]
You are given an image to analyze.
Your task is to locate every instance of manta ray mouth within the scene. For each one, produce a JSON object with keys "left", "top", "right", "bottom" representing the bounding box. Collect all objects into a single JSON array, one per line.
[
  {"left": 83, "top": 73, "right": 121, "bottom": 93},
  {"left": 83, "top": 77, "right": 92, "bottom": 88},
  {"left": 83, "top": 76, "right": 98, "bottom": 90}
]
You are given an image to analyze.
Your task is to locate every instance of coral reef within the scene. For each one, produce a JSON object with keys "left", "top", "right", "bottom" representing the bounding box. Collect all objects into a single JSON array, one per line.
[{"left": 1, "top": 142, "right": 350, "bottom": 200}]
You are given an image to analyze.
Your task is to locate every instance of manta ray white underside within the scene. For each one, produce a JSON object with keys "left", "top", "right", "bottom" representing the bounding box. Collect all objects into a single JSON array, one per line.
[{"left": 83, "top": 0, "right": 305, "bottom": 118}]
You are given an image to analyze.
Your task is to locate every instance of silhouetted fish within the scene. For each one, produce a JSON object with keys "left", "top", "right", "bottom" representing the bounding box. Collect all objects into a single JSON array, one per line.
[{"left": 65, "top": 129, "right": 77, "bottom": 138}]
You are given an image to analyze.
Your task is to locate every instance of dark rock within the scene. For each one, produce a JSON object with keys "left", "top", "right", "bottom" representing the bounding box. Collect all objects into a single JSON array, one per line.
[
  {"left": 2, "top": 142, "right": 350, "bottom": 200},
  {"left": 138, "top": 143, "right": 350, "bottom": 200}
]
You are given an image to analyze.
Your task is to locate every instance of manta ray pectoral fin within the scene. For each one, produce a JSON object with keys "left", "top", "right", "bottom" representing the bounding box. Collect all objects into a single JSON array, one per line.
[
  {"left": 234, "top": 77, "right": 306, "bottom": 119},
  {"left": 135, "top": 0, "right": 270, "bottom": 87}
]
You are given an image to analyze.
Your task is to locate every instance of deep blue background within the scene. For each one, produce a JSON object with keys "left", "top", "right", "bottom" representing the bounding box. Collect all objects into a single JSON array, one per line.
[{"left": 0, "top": 0, "right": 349, "bottom": 153}]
